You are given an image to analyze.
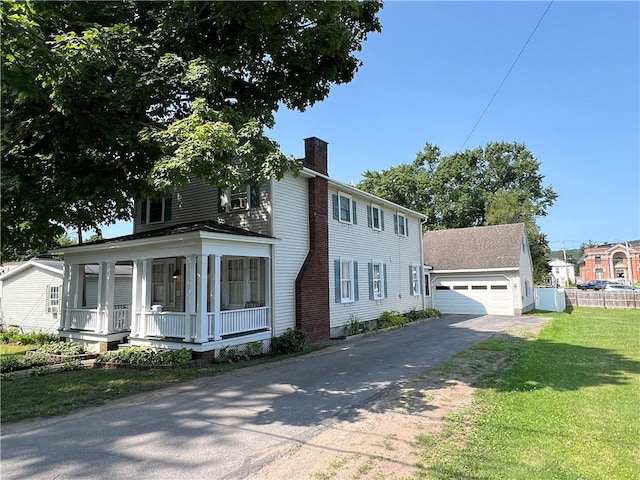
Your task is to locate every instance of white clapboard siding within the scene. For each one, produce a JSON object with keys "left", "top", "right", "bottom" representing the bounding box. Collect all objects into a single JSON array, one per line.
[
  {"left": 271, "top": 174, "right": 310, "bottom": 335},
  {"left": 328, "top": 186, "right": 425, "bottom": 330},
  {"left": 0, "top": 266, "right": 61, "bottom": 334}
]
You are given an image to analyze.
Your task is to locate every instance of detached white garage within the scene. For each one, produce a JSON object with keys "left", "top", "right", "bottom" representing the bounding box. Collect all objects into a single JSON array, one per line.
[{"left": 424, "top": 224, "right": 535, "bottom": 316}]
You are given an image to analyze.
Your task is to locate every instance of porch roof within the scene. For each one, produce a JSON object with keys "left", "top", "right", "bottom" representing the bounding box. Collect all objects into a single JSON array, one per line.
[{"left": 53, "top": 221, "right": 276, "bottom": 255}]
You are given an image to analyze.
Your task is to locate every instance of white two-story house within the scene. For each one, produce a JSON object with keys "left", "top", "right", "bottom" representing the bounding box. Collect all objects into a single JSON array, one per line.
[{"left": 54, "top": 137, "right": 428, "bottom": 356}]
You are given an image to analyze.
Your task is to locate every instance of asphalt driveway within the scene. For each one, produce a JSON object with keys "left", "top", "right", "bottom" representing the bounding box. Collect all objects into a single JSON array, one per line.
[{"left": 0, "top": 314, "right": 547, "bottom": 480}]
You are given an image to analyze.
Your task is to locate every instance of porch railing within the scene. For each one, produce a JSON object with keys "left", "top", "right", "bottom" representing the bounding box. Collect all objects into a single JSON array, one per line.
[
  {"left": 219, "top": 306, "right": 269, "bottom": 336},
  {"left": 67, "top": 309, "right": 99, "bottom": 331},
  {"left": 142, "top": 312, "right": 187, "bottom": 338},
  {"left": 111, "top": 305, "right": 131, "bottom": 331}
]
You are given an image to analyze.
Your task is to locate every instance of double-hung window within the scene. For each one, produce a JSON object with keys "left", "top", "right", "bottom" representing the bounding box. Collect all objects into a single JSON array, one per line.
[
  {"left": 332, "top": 192, "right": 357, "bottom": 224},
  {"left": 394, "top": 213, "right": 408, "bottom": 236},
  {"left": 45, "top": 285, "right": 60, "bottom": 313},
  {"left": 369, "top": 261, "right": 387, "bottom": 300},
  {"left": 219, "top": 185, "right": 260, "bottom": 213},
  {"left": 367, "top": 204, "right": 383, "bottom": 231},
  {"left": 410, "top": 265, "right": 421, "bottom": 296},
  {"left": 141, "top": 198, "right": 172, "bottom": 224},
  {"left": 335, "top": 258, "right": 358, "bottom": 303}
]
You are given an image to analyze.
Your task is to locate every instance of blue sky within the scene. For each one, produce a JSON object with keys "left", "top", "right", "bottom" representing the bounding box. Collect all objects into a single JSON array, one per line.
[{"left": 102, "top": 1, "right": 639, "bottom": 250}]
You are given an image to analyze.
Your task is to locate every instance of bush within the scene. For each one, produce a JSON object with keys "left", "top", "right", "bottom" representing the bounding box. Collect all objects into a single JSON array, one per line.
[
  {"left": 217, "top": 346, "right": 247, "bottom": 363},
  {"left": 59, "top": 360, "right": 87, "bottom": 372},
  {"left": 37, "top": 341, "right": 86, "bottom": 356},
  {"left": 25, "top": 352, "right": 52, "bottom": 367},
  {"left": 403, "top": 308, "right": 441, "bottom": 322},
  {"left": 0, "top": 355, "right": 24, "bottom": 373},
  {"left": 378, "top": 311, "right": 407, "bottom": 329},
  {"left": 97, "top": 346, "right": 192, "bottom": 366},
  {"left": 0, "top": 330, "right": 58, "bottom": 346},
  {"left": 271, "top": 328, "right": 308, "bottom": 355}
]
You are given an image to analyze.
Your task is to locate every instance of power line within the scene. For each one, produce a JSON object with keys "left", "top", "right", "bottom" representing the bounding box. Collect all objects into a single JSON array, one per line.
[{"left": 459, "top": 1, "right": 554, "bottom": 151}]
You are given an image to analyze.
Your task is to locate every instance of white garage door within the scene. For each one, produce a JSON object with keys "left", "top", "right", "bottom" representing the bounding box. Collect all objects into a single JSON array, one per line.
[{"left": 433, "top": 277, "right": 513, "bottom": 315}]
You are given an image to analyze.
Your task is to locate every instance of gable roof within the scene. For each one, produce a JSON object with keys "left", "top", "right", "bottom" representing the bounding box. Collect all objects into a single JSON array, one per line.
[
  {"left": 423, "top": 223, "right": 526, "bottom": 271},
  {"left": 0, "top": 258, "right": 63, "bottom": 281}
]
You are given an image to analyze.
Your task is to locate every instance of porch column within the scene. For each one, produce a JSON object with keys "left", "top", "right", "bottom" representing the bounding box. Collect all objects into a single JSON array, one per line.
[
  {"left": 130, "top": 260, "right": 142, "bottom": 336},
  {"left": 138, "top": 259, "right": 151, "bottom": 337},
  {"left": 212, "top": 255, "right": 222, "bottom": 340},
  {"left": 60, "top": 263, "right": 71, "bottom": 331},
  {"left": 195, "top": 255, "right": 209, "bottom": 343},
  {"left": 65, "top": 264, "right": 83, "bottom": 330},
  {"left": 185, "top": 255, "right": 197, "bottom": 341},
  {"left": 97, "top": 262, "right": 115, "bottom": 334}
]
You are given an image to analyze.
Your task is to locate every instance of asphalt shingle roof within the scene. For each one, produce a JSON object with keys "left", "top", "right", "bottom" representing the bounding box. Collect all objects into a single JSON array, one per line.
[{"left": 423, "top": 223, "right": 526, "bottom": 271}]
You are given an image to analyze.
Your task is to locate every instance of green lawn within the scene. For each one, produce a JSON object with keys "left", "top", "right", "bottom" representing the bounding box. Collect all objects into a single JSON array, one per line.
[{"left": 422, "top": 308, "right": 640, "bottom": 480}]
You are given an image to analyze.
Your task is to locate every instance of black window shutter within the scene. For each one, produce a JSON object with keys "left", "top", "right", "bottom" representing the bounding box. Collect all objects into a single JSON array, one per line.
[
  {"left": 383, "top": 264, "right": 388, "bottom": 298},
  {"left": 405, "top": 217, "right": 409, "bottom": 236},
  {"left": 141, "top": 200, "right": 147, "bottom": 224},
  {"left": 353, "top": 261, "right": 359, "bottom": 301},
  {"left": 381, "top": 211, "right": 385, "bottom": 231},
  {"left": 332, "top": 195, "right": 339, "bottom": 220},
  {"left": 250, "top": 185, "right": 260, "bottom": 208},
  {"left": 164, "top": 197, "right": 172, "bottom": 221},
  {"left": 393, "top": 214, "right": 398, "bottom": 234},
  {"left": 409, "top": 266, "right": 414, "bottom": 295},
  {"left": 334, "top": 259, "right": 341, "bottom": 303},
  {"left": 352, "top": 200, "right": 357, "bottom": 224},
  {"left": 367, "top": 206, "right": 372, "bottom": 228}
]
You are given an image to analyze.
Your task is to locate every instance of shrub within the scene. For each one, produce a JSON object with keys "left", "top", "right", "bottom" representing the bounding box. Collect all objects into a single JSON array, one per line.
[
  {"left": 97, "top": 346, "right": 192, "bottom": 366},
  {"left": 59, "top": 360, "right": 87, "bottom": 372},
  {"left": 0, "top": 330, "right": 58, "bottom": 346},
  {"left": 246, "top": 341, "right": 264, "bottom": 358},
  {"left": 217, "top": 346, "right": 247, "bottom": 363},
  {"left": 0, "top": 355, "right": 24, "bottom": 373},
  {"left": 378, "top": 311, "right": 407, "bottom": 329},
  {"left": 30, "top": 365, "right": 50, "bottom": 377},
  {"left": 25, "top": 352, "right": 52, "bottom": 367},
  {"left": 37, "top": 341, "right": 86, "bottom": 356},
  {"left": 271, "top": 328, "right": 308, "bottom": 355}
]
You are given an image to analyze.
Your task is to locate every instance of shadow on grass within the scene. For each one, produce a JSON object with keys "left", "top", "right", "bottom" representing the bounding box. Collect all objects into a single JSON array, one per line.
[{"left": 473, "top": 335, "right": 639, "bottom": 392}]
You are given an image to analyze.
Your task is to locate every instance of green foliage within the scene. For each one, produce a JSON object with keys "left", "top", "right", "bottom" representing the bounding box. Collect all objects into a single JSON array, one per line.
[
  {"left": 1, "top": 0, "right": 382, "bottom": 261},
  {"left": 25, "top": 352, "right": 52, "bottom": 367},
  {"left": 217, "top": 346, "right": 247, "bottom": 363},
  {"left": 36, "top": 341, "right": 86, "bottom": 355},
  {"left": 58, "top": 360, "right": 87, "bottom": 372},
  {"left": 271, "top": 328, "right": 309, "bottom": 355},
  {"left": 30, "top": 366, "right": 50, "bottom": 377},
  {"left": 97, "top": 346, "right": 192, "bottom": 366},
  {"left": 404, "top": 308, "right": 441, "bottom": 322},
  {"left": 344, "top": 314, "right": 368, "bottom": 336},
  {"left": 0, "top": 330, "right": 59, "bottom": 346},
  {"left": 358, "top": 141, "right": 557, "bottom": 283},
  {"left": 246, "top": 341, "right": 265, "bottom": 358},
  {"left": 378, "top": 311, "right": 407, "bottom": 329},
  {"left": 0, "top": 355, "right": 23, "bottom": 373}
]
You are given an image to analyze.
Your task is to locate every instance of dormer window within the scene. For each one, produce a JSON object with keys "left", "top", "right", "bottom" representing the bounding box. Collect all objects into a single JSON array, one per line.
[{"left": 141, "top": 198, "right": 172, "bottom": 224}]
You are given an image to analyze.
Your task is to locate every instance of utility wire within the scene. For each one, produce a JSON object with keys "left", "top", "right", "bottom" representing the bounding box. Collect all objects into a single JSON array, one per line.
[{"left": 459, "top": 1, "right": 554, "bottom": 151}]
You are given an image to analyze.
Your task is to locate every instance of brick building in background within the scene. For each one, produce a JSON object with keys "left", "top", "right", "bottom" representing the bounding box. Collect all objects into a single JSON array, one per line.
[{"left": 578, "top": 243, "right": 640, "bottom": 284}]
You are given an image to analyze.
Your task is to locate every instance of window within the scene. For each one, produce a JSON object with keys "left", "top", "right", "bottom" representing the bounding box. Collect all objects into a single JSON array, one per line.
[
  {"left": 46, "top": 285, "right": 61, "bottom": 313},
  {"left": 332, "top": 193, "right": 357, "bottom": 224},
  {"left": 394, "top": 213, "right": 408, "bottom": 236},
  {"left": 140, "top": 198, "right": 172, "bottom": 224},
  {"left": 334, "top": 259, "right": 358, "bottom": 303},
  {"left": 614, "top": 253, "right": 625, "bottom": 266},
  {"left": 219, "top": 185, "right": 260, "bottom": 213},
  {"left": 222, "top": 257, "right": 264, "bottom": 308},
  {"left": 595, "top": 268, "right": 604, "bottom": 279},
  {"left": 367, "top": 204, "right": 383, "bottom": 231},
  {"left": 369, "top": 262, "right": 386, "bottom": 300},
  {"left": 152, "top": 260, "right": 176, "bottom": 308},
  {"left": 410, "top": 265, "right": 420, "bottom": 296},
  {"left": 595, "top": 255, "right": 602, "bottom": 265}
]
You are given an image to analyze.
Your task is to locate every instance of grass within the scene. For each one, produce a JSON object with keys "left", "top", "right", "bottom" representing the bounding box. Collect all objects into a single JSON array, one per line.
[
  {"left": 0, "top": 344, "right": 31, "bottom": 357},
  {"left": 418, "top": 308, "right": 640, "bottom": 480},
  {"left": 0, "top": 345, "right": 322, "bottom": 423}
]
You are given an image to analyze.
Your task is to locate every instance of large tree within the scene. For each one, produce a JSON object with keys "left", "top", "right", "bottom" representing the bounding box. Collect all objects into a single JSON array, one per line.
[
  {"left": 1, "top": 0, "right": 382, "bottom": 261},
  {"left": 358, "top": 141, "right": 558, "bottom": 283}
]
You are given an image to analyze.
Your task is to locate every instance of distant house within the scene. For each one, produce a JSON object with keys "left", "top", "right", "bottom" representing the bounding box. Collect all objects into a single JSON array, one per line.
[
  {"left": 53, "top": 137, "right": 428, "bottom": 354},
  {"left": 0, "top": 258, "right": 131, "bottom": 334},
  {"left": 578, "top": 243, "right": 640, "bottom": 284},
  {"left": 548, "top": 258, "right": 575, "bottom": 287},
  {"left": 423, "top": 223, "right": 535, "bottom": 316}
]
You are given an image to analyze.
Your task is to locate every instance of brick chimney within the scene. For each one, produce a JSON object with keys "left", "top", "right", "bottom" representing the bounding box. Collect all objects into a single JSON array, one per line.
[{"left": 295, "top": 137, "right": 330, "bottom": 342}]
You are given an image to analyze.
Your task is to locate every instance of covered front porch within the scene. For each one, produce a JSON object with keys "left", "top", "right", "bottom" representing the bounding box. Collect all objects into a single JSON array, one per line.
[{"left": 56, "top": 222, "right": 277, "bottom": 353}]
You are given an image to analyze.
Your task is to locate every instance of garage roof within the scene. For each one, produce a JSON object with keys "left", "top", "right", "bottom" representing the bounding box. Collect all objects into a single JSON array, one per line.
[{"left": 423, "top": 223, "right": 526, "bottom": 271}]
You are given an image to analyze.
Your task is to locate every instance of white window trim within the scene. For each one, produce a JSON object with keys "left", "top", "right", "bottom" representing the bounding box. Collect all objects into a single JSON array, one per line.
[
  {"left": 410, "top": 264, "right": 420, "bottom": 296},
  {"left": 340, "top": 258, "right": 355, "bottom": 303},
  {"left": 372, "top": 261, "right": 384, "bottom": 300},
  {"left": 338, "top": 192, "right": 353, "bottom": 224},
  {"left": 396, "top": 212, "right": 408, "bottom": 237},
  {"left": 224, "top": 186, "right": 251, "bottom": 212},
  {"left": 145, "top": 198, "right": 167, "bottom": 224},
  {"left": 370, "top": 203, "right": 382, "bottom": 231},
  {"left": 46, "top": 285, "right": 61, "bottom": 313}
]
